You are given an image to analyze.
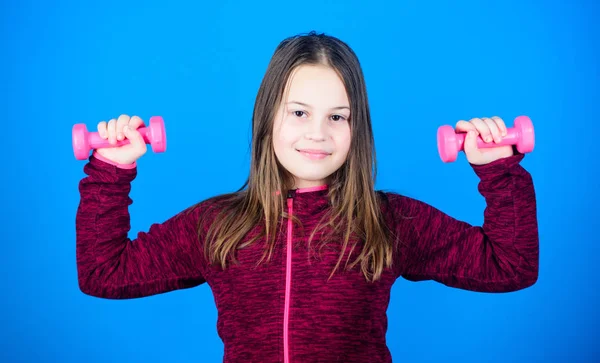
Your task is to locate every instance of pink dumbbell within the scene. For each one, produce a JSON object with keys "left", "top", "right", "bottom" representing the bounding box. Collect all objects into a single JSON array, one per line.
[
  {"left": 437, "top": 115, "right": 534, "bottom": 163},
  {"left": 72, "top": 116, "right": 167, "bottom": 160}
]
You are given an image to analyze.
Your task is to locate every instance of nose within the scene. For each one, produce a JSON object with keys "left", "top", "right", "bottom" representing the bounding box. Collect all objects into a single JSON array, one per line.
[{"left": 304, "top": 117, "right": 327, "bottom": 141}]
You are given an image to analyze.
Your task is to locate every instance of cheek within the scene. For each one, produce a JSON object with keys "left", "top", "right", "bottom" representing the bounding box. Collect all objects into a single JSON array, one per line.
[
  {"left": 273, "top": 123, "right": 295, "bottom": 156},
  {"left": 336, "top": 127, "right": 352, "bottom": 153},
  {"left": 275, "top": 120, "right": 300, "bottom": 146}
]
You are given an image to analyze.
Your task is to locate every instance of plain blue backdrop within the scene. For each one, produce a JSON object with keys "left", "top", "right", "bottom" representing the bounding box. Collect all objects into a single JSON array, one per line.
[{"left": 2, "top": 0, "right": 598, "bottom": 362}]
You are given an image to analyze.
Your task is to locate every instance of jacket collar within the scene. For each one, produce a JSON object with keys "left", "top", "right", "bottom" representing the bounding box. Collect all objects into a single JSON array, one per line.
[{"left": 278, "top": 184, "right": 330, "bottom": 217}]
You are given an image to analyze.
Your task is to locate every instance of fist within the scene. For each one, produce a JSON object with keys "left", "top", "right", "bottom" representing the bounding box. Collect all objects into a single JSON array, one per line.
[
  {"left": 96, "top": 114, "right": 148, "bottom": 165},
  {"left": 455, "top": 116, "right": 514, "bottom": 165}
]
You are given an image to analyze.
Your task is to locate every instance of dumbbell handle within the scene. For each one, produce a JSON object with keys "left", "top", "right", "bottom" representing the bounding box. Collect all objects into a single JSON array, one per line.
[
  {"left": 455, "top": 128, "right": 521, "bottom": 150},
  {"left": 86, "top": 125, "right": 154, "bottom": 148}
]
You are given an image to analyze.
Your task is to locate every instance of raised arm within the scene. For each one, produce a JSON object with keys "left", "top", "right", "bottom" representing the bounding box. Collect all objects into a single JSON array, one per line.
[
  {"left": 391, "top": 154, "right": 539, "bottom": 293},
  {"left": 76, "top": 155, "right": 209, "bottom": 299}
]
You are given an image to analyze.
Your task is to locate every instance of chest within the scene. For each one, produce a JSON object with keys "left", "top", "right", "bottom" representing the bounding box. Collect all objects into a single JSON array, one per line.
[{"left": 204, "top": 220, "right": 396, "bottom": 307}]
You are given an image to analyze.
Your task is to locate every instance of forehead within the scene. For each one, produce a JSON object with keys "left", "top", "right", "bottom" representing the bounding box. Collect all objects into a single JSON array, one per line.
[{"left": 285, "top": 65, "right": 349, "bottom": 107}]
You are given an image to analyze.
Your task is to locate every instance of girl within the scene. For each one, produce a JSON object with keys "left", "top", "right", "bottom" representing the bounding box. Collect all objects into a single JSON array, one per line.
[{"left": 76, "top": 31, "right": 538, "bottom": 363}]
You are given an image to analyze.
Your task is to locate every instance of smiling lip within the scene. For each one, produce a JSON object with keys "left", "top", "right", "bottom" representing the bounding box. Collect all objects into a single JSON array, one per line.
[{"left": 297, "top": 149, "right": 331, "bottom": 160}]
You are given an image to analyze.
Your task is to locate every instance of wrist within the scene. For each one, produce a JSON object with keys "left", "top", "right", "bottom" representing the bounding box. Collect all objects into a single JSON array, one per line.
[{"left": 92, "top": 151, "right": 137, "bottom": 169}]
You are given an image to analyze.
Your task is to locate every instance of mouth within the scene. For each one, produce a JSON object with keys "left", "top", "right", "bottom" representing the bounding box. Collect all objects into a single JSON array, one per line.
[{"left": 296, "top": 149, "right": 331, "bottom": 160}]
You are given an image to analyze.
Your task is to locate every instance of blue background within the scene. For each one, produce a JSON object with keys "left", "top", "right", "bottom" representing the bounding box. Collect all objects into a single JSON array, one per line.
[{"left": 2, "top": 0, "right": 598, "bottom": 362}]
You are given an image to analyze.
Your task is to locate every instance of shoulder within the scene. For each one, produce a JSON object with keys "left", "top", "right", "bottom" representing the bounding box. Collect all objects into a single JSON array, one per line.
[
  {"left": 375, "top": 189, "right": 431, "bottom": 218},
  {"left": 192, "top": 192, "right": 241, "bottom": 211},
  {"left": 374, "top": 190, "right": 430, "bottom": 262},
  {"left": 183, "top": 191, "right": 246, "bottom": 230}
]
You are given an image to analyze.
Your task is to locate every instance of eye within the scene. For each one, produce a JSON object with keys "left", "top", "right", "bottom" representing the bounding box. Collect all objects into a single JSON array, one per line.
[
  {"left": 331, "top": 114, "right": 347, "bottom": 122},
  {"left": 293, "top": 110, "right": 307, "bottom": 118}
]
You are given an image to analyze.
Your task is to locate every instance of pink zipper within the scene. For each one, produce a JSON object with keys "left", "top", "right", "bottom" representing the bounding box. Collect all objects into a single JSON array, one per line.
[
  {"left": 283, "top": 185, "right": 328, "bottom": 363},
  {"left": 284, "top": 194, "right": 294, "bottom": 363}
]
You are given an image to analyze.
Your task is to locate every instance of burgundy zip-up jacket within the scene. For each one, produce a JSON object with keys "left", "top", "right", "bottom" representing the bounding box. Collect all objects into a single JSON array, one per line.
[{"left": 76, "top": 153, "right": 538, "bottom": 363}]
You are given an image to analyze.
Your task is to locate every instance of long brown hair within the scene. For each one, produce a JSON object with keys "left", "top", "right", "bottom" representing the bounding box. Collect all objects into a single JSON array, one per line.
[{"left": 198, "top": 31, "right": 395, "bottom": 282}]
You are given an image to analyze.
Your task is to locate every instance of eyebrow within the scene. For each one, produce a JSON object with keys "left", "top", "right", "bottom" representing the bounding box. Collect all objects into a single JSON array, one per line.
[{"left": 287, "top": 101, "right": 350, "bottom": 111}]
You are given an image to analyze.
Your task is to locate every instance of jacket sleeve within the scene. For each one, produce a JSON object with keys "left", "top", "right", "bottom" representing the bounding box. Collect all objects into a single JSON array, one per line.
[
  {"left": 75, "top": 155, "right": 209, "bottom": 299},
  {"left": 391, "top": 153, "right": 539, "bottom": 293}
]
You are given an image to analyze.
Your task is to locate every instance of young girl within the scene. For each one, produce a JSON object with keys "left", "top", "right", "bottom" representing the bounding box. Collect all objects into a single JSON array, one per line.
[{"left": 76, "top": 31, "right": 538, "bottom": 363}]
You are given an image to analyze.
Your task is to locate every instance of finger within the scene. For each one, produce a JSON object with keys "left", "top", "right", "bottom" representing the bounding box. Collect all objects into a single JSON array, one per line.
[
  {"left": 116, "top": 114, "right": 130, "bottom": 141},
  {"left": 470, "top": 117, "right": 492, "bottom": 143},
  {"left": 482, "top": 117, "right": 502, "bottom": 143},
  {"left": 491, "top": 116, "right": 507, "bottom": 136},
  {"left": 455, "top": 120, "right": 477, "bottom": 134},
  {"left": 128, "top": 115, "right": 145, "bottom": 130},
  {"left": 97, "top": 121, "right": 107, "bottom": 139},
  {"left": 107, "top": 118, "right": 117, "bottom": 145}
]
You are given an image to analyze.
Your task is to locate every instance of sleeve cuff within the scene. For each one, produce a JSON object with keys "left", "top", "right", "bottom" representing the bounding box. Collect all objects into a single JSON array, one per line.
[
  {"left": 470, "top": 153, "right": 525, "bottom": 179},
  {"left": 86, "top": 152, "right": 138, "bottom": 184},
  {"left": 92, "top": 151, "right": 137, "bottom": 169}
]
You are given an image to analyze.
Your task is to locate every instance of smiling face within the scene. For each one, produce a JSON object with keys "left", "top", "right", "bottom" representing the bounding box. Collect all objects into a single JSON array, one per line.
[{"left": 272, "top": 64, "right": 352, "bottom": 189}]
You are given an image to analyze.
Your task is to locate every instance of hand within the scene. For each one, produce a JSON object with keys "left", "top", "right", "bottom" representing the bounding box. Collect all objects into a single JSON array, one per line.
[
  {"left": 455, "top": 116, "right": 514, "bottom": 165},
  {"left": 96, "top": 114, "right": 148, "bottom": 165}
]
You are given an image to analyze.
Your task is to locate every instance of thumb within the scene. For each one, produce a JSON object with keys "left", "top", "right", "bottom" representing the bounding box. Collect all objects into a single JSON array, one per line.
[
  {"left": 463, "top": 130, "right": 480, "bottom": 155},
  {"left": 124, "top": 125, "right": 148, "bottom": 153}
]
